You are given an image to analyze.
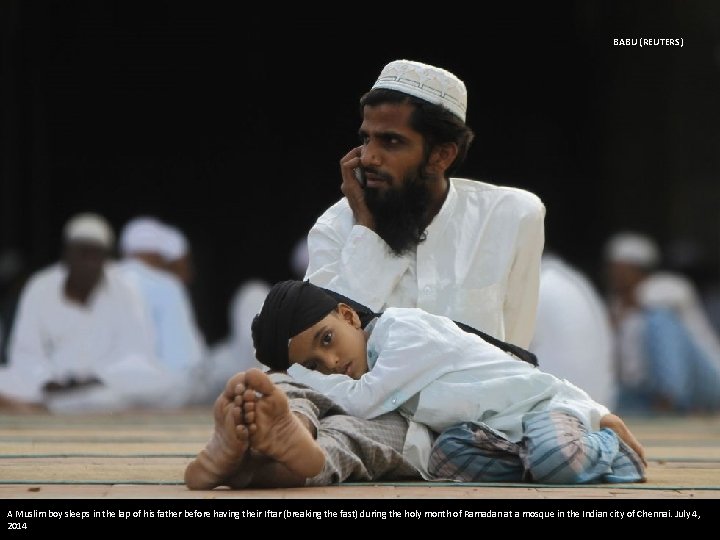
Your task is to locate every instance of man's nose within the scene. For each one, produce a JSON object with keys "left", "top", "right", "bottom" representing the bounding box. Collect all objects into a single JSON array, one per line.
[{"left": 360, "top": 142, "right": 381, "bottom": 168}]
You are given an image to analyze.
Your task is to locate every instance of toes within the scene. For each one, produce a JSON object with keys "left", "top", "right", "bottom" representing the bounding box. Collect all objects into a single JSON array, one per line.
[
  {"left": 224, "top": 371, "right": 246, "bottom": 398},
  {"left": 235, "top": 424, "right": 248, "bottom": 440},
  {"left": 244, "top": 368, "right": 275, "bottom": 396}
]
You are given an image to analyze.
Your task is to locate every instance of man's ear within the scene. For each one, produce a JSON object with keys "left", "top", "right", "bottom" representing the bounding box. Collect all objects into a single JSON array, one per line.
[
  {"left": 337, "top": 303, "right": 361, "bottom": 328},
  {"left": 429, "top": 142, "right": 459, "bottom": 173}
]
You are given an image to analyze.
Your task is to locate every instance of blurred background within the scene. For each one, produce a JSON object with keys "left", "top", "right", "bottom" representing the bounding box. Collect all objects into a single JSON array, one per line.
[{"left": 2, "top": 1, "right": 719, "bottom": 345}]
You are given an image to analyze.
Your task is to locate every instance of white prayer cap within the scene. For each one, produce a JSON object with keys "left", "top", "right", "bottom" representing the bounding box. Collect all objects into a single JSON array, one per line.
[
  {"left": 371, "top": 59, "right": 468, "bottom": 121},
  {"left": 119, "top": 217, "right": 166, "bottom": 256},
  {"left": 605, "top": 232, "right": 660, "bottom": 268},
  {"left": 64, "top": 212, "right": 114, "bottom": 248},
  {"left": 157, "top": 225, "right": 188, "bottom": 262}
]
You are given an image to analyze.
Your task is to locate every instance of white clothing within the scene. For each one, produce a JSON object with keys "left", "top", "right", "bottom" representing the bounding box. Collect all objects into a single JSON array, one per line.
[
  {"left": 296, "top": 308, "right": 608, "bottom": 473},
  {"left": 192, "top": 280, "right": 270, "bottom": 404},
  {"left": 638, "top": 272, "right": 720, "bottom": 370},
  {"left": 113, "top": 259, "right": 205, "bottom": 373},
  {"left": 305, "top": 178, "right": 545, "bottom": 349},
  {"left": 530, "top": 255, "right": 616, "bottom": 409},
  {"left": 0, "top": 263, "right": 173, "bottom": 411}
]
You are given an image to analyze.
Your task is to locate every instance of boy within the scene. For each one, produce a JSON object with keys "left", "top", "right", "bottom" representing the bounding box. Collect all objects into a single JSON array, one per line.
[
  {"left": 248, "top": 280, "right": 646, "bottom": 484},
  {"left": 185, "top": 280, "right": 645, "bottom": 489}
]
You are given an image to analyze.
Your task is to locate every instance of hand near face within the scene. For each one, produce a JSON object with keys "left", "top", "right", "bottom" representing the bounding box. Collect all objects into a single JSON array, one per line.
[{"left": 340, "top": 146, "right": 375, "bottom": 230}]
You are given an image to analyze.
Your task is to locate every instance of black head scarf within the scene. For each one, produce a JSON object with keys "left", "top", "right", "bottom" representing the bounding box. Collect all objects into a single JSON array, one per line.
[{"left": 251, "top": 280, "right": 343, "bottom": 371}]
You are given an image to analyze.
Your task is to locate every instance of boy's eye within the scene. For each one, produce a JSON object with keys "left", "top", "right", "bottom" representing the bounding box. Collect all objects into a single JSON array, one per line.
[
  {"left": 304, "top": 360, "right": 317, "bottom": 371},
  {"left": 321, "top": 331, "right": 333, "bottom": 346}
]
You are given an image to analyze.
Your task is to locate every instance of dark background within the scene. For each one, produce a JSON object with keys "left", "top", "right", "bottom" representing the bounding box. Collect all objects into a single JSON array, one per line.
[{"left": 2, "top": 1, "right": 719, "bottom": 344}]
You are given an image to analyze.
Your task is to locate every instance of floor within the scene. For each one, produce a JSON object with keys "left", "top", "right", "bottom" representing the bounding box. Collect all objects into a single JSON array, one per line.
[{"left": 1, "top": 409, "right": 719, "bottom": 500}]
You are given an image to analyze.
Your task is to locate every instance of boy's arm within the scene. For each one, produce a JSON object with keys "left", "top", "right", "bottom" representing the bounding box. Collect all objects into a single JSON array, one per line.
[{"left": 600, "top": 413, "right": 647, "bottom": 466}]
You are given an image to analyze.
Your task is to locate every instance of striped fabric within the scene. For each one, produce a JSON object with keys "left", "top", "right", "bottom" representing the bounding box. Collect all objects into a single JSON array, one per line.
[{"left": 428, "top": 410, "right": 646, "bottom": 484}]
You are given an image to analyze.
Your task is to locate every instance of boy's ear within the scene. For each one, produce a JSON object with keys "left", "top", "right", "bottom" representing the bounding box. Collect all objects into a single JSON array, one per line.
[{"left": 337, "top": 303, "right": 361, "bottom": 328}]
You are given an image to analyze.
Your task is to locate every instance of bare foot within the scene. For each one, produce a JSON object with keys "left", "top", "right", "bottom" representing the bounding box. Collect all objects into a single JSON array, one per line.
[
  {"left": 184, "top": 372, "right": 253, "bottom": 490},
  {"left": 243, "top": 368, "right": 325, "bottom": 479}
]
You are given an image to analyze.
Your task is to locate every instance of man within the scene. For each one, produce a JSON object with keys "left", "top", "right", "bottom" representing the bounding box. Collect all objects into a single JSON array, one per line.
[
  {"left": 530, "top": 252, "right": 617, "bottom": 410},
  {"left": 605, "top": 231, "right": 720, "bottom": 413},
  {"left": 115, "top": 216, "right": 206, "bottom": 406},
  {"left": 0, "top": 213, "right": 169, "bottom": 412},
  {"left": 188, "top": 60, "right": 546, "bottom": 488},
  {"left": 304, "top": 59, "right": 544, "bottom": 347}
]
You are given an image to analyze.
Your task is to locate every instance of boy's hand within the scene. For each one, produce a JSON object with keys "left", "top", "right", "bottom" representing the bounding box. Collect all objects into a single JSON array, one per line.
[{"left": 600, "top": 413, "right": 647, "bottom": 466}]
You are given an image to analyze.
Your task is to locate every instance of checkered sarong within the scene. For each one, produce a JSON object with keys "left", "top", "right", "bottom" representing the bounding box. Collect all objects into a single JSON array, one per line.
[{"left": 428, "top": 409, "right": 646, "bottom": 484}]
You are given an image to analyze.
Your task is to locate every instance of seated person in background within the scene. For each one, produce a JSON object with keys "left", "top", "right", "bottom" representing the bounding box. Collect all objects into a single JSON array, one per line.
[
  {"left": 116, "top": 216, "right": 206, "bottom": 397},
  {"left": 0, "top": 213, "right": 172, "bottom": 413},
  {"left": 191, "top": 279, "right": 270, "bottom": 405},
  {"left": 160, "top": 223, "right": 195, "bottom": 287},
  {"left": 605, "top": 231, "right": 720, "bottom": 413},
  {"left": 530, "top": 252, "right": 617, "bottom": 410},
  {"left": 184, "top": 280, "right": 646, "bottom": 489}
]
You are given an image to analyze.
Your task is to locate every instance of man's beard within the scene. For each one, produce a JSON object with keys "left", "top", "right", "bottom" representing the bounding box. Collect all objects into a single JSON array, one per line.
[{"left": 363, "top": 162, "right": 434, "bottom": 257}]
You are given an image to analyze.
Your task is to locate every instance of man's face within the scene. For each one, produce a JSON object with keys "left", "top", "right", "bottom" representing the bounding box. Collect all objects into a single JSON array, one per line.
[
  {"left": 64, "top": 241, "right": 108, "bottom": 289},
  {"left": 358, "top": 102, "right": 436, "bottom": 256},
  {"left": 358, "top": 102, "right": 425, "bottom": 193}
]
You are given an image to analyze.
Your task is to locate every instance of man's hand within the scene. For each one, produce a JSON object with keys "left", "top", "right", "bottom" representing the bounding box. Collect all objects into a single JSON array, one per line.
[{"left": 340, "top": 146, "right": 375, "bottom": 229}]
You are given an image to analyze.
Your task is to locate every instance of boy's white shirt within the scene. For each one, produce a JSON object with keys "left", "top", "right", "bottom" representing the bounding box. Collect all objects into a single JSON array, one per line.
[{"left": 289, "top": 307, "right": 609, "bottom": 477}]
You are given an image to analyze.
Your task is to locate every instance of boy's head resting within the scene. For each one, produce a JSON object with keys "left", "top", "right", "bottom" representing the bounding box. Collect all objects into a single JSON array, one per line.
[{"left": 251, "top": 280, "right": 370, "bottom": 378}]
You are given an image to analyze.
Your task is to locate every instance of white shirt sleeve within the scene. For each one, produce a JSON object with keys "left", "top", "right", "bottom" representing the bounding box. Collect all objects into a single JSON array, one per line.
[
  {"left": 294, "top": 311, "right": 465, "bottom": 419},
  {"left": 305, "top": 203, "right": 411, "bottom": 312}
]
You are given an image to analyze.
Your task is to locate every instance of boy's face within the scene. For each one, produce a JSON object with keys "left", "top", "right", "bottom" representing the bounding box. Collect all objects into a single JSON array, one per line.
[{"left": 287, "top": 304, "right": 369, "bottom": 379}]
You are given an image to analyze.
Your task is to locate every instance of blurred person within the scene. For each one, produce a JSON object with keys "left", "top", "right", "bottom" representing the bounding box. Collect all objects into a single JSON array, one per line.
[
  {"left": 160, "top": 224, "right": 194, "bottom": 286},
  {"left": 530, "top": 252, "right": 617, "bottom": 410},
  {"left": 191, "top": 279, "right": 270, "bottom": 405},
  {"left": 605, "top": 231, "right": 720, "bottom": 413},
  {"left": 116, "top": 216, "right": 206, "bottom": 384},
  {"left": 0, "top": 213, "right": 174, "bottom": 413}
]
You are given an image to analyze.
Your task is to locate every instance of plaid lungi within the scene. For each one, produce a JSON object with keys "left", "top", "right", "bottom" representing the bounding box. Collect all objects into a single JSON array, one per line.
[{"left": 428, "top": 409, "right": 646, "bottom": 484}]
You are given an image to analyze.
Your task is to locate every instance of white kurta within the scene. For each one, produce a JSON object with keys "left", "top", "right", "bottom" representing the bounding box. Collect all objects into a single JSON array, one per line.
[
  {"left": 530, "top": 255, "right": 616, "bottom": 409},
  {"left": 304, "top": 178, "right": 545, "bottom": 348},
  {"left": 0, "top": 263, "right": 172, "bottom": 410},
  {"left": 113, "top": 259, "right": 206, "bottom": 373},
  {"left": 305, "top": 308, "right": 608, "bottom": 443}
]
